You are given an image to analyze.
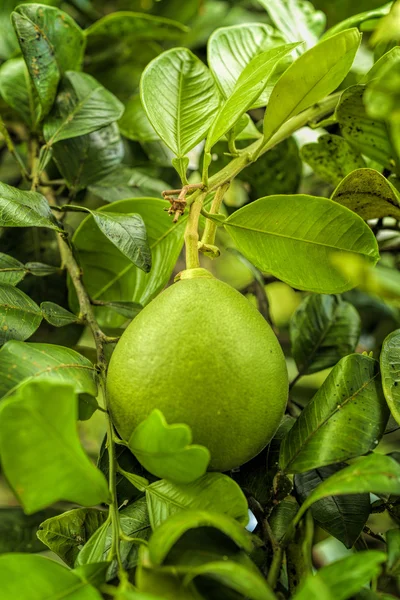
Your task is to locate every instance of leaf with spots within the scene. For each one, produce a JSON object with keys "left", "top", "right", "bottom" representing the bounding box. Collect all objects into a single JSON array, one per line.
[
  {"left": 0, "top": 340, "right": 97, "bottom": 401},
  {"left": 0, "top": 284, "right": 42, "bottom": 345},
  {"left": 280, "top": 354, "right": 389, "bottom": 473},
  {"left": 12, "top": 4, "right": 86, "bottom": 117},
  {"left": 40, "top": 302, "right": 78, "bottom": 327}
]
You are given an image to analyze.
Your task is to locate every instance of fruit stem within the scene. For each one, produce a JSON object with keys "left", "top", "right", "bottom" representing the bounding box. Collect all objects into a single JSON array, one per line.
[
  {"left": 184, "top": 191, "right": 206, "bottom": 269},
  {"left": 200, "top": 183, "right": 229, "bottom": 248}
]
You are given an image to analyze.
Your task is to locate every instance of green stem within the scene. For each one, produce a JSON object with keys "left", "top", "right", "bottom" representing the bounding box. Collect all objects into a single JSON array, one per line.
[
  {"left": 184, "top": 192, "right": 206, "bottom": 269},
  {"left": 267, "top": 546, "right": 284, "bottom": 589},
  {"left": 200, "top": 183, "right": 229, "bottom": 247},
  {"left": 0, "top": 115, "right": 29, "bottom": 179}
]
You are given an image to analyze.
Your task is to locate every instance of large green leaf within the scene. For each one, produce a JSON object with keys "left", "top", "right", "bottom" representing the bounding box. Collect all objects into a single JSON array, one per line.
[
  {"left": 321, "top": 3, "right": 392, "bottom": 39},
  {"left": 128, "top": 409, "right": 210, "bottom": 484},
  {"left": 44, "top": 71, "right": 124, "bottom": 145},
  {"left": 118, "top": 94, "right": 159, "bottom": 142},
  {"left": 293, "top": 552, "right": 386, "bottom": 600},
  {"left": 381, "top": 330, "right": 400, "bottom": 426},
  {"left": 223, "top": 194, "right": 379, "bottom": 294},
  {"left": 0, "top": 340, "right": 97, "bottom": 400},
  {"left": 0, "top": 57, "right": 40, "bottom": 129},
  {"left": 0, "top": 553, "right": 102, "bottom": 599},
  {"left": 52, "top": 123, "right": 124, "bottom": 192},
  {"left": 290, "top": 294, "right": 361, "bottom": 375},
  {"left": 140, "top": 47, "right": 220, "bottom": 157},
  {"left": 262, "top": 29, "right": 361, "bottom": 143},
  {"left": 336, "top": 85, "right": 395, "bottom": 168},
  {"left": 145, "top": 473, "right": 248, "bottom": 529},
  {"left": 12, "top": 4, "right": 85, "bottom": 116},
  {"left": 71, "top": 198, "right": 187, "bottom": 328},
  {"left": 0, "top": 381, "right": 110, "bottom": 513},
  {"left": 207, "top": 23, "right": 287, "bottom": 107},
  {"left": 0, "top": 181, "right": 61, "bottom": 230},
  {"left": 88, "top": 167, "right": 169, "bottom": 203},
  {"left": 205, "top": 42, "right": 298, "bottom": 151},
  {"left": 0, "top": 507, "right": 59, "bottom": 553},
  {"left": 332, "top": 168, "right": 400, "bottom": 220},
  {"left": 300, "top": 134, "right": 366, "bottom": 186},
  {"left": 37, "top": 508, "right": 108, "bottom": 567},
  {"left": 294, "top": 463, "right": 370, "bottom": 548},
  {"left": 280, "top": 354, "right": 389, "bottom": 473},
  {"left": 0, "top": 284, "right": 43, "bottom": 344}
]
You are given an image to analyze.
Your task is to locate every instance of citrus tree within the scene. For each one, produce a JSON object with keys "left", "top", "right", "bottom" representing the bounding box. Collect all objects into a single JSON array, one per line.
[{"left": 1, "top": 1, "right": 400, "bottom": 598}]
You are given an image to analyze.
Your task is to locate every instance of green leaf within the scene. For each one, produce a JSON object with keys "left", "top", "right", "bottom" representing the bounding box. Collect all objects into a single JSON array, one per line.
[
  {"left": 381, "top": 330, "right": 400, "bottom": 426},
  {"left": 91, "top": 211, "right": 151, "bottom": 273},
  {"left": 269, "top": 496, "right": 299, "bottom": 542},
  {"left": 71, "top": 198, "right": 188, "bottom": 328},
  {"left": 0, "top": 181, "right": 61, "bottom": 230},
  {"left": 0, "top": 284, "right": 42, "bottom": 344},
  {"left": 0, "top": 340, "right": 97, "bottom": 400},
  {"left": 331, "top": 168, "right": 400, "bottom": 220},
  {"left": 0, "top": 381, "right": 110, "bottom": 513},
  {"left": 295, "top": 453, "right": 400, "bottom": 523},
  {"left": 0, "top": 57, "right": 40, "bottom": 128},
  {"left": 25, "top": 262, "right": 60, "bottom": 277},
  {"left": 387, "top": 528, "right": 400, "bottom": 576},
  {"left": 44, "top": 71, "right": 124, "bottom": 145},
  {"left": 300, "top": 134, "right": 366, "bottom": 186},
  {"left": 256, "top": 0, "right": 326, "bottom": 49},
  {"left": 290, "top": 294, "right": 361, "bottom": 376},
  {"left": 148, "top": 510, "right": 253, "bottom": 566},
  {"left": 0, "top": 253, "right": 25, "bottom": 286},
  {"left": 12, "top": 4, "right": 85, "bottom": 117},
  {"left": 37, "top": 508, "right": 108, "bottom": 567},
  {"left": 0, "top": 507, "right": 59, "bottom": 553},
  {"left": 207, "top": 23, "right": 288, "bottom": 107},
  {"left": 118, "top": 466, "right": 149, "bottom": 492},
  {"left": 140, "top": 47, "right": 220, "bottom": 158},
  {"left": 223, "top": 194, "right": 379, "bottom": 294},
  {"left": 128, "top": 409, "right": 210, "bottom": 484},
  {"left": 361, "top": 46, "right": 400, "bottom": 84},
  {"left": 205, "top": 42, "right": 299, "bottom": 151},
  {"left": 40, "top": 301, "right": 78, "bottom": 327},
  {"left": 52, "top": 123, "right": 124, "bottom": 193},
  {"left": 321, "top": 3, "right": 392, "bottom": 40},
  {"left": 88, "top": 167, "right": 169, "bottom": 203},
  {"left": 0, "top": 553, "right": 103, "bottom": 599},
  {"left": 332, "top": 255, "right": 400, "bottom": 302},
  {"left": 280, "top": 354, "right": 389, "bottom": 473},
  {"left": 293, "top": 552, "right": 386, "bottom": 600},
  {"left": 336, "top": 85, "right": 395, "bottom": 169},
  {"left": 184, "top": 561, "right": 276, "bottom": 600},
  {"left": 294, "top": 463, "right": 370, "bottom": 548},
  {"left": 145, "top": 473, "right": 249, "bottom": 529},
  {"left": 263, "top": 29, "right": 361, "bottom": 143},
  {"left": 118, "top": 94, "right": 159, "bottom": 142}
]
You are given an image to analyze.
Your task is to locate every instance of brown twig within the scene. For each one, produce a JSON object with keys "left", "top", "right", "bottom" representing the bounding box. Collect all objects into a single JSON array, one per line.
[{"left": 162, "top": 183, "right": 205, "bottom": 222}]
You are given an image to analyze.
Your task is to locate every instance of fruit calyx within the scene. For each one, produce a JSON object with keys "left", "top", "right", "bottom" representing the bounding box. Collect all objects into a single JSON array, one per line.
[{"left": 174, "top": 268, "right": 214, "bottom": 282}]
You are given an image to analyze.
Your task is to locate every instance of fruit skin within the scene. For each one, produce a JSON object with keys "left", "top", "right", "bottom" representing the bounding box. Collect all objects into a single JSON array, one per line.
[{"left": 107, "top": 275, "right": 288, "bottom": 471}]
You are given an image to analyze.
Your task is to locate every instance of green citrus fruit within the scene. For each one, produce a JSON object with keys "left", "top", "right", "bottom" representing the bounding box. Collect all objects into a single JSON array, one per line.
[{"left": 107, "top": 270, "right": 288, "bottom": 471}]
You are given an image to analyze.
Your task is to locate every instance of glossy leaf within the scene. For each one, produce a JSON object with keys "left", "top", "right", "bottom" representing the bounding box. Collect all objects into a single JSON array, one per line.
[
  {"left": 37, "top": 508, "right": 108, "bottom": 567},
  {"left": 0, "top": 381, "right": 110, "bottom": 513},
  {"left": 294, "top": 552, "right": 386, "bottom": 600},
  {"left": 52, "top": 123, "right": 124, "bottom": 193},
  {"left": 0, "top": 507, "right": 59, "bottom": 553},
  {"left": 290, "top": 294, "right": 361, "bottom": 375},
  {"left": 91, "top": 211, "right": 151, "bottom": 273},
  {"left": 0, "top": 340, "right": 97, "bottom": 400},
  {"left": 205, "top": 42, "right": 299, "bottom": 151},
  {"left": 322, "top": 3, "right": 392, "bottom": 40},
  {"left": 0, "top": 284, "right": 42, "bottom": 344},
  {"left": 331, "top": 168, "right": 400, "bottom": 220},
  {"left": 207, "top": 23, "right": 288, "bottom": 107},
  {"left": 294, "top": 463, "right": 370, "bottom": 548},
  {"left": 0, "top": 253, "right": 25, "bottom": 286},
  {"left": 381, "top": 330, "right": 400, "bottom": 426},
  {"left": 223, "top": 194, "right": 379, "bottom": 294},
  {"left": 0, "top": 181, "right": 61, "bottom": 230},
  {"left": 71, "top": 198, "right": 188, "bottom": 328},
  {"left": 336, "top": 85, "right": 394, "bottom": 169},
  {"left": 140, "top": 47, "right": 220, "bottom": 157},
  {"left": 361, "top": 46, "right": 400, "bottom": 84},
  {"left": 148, "top": 510, "right": 253, "bottom": 565},
  {"left": 269, "top": 496, "right": 299, "bottom": 542},
  {"left": 88, "top": 167, "right": 168, "bottom": 203},
  {"left": 0, "top": 57, "right": 40, "bottom": 128},
  {"left": 0, "top": 553, "right": 103, "bottom": 600},
  {"left": 280, "top": 354, "right": 389, "bottom": 473},
  {"left": 118, "top": 95, "right": 158, "bottom": 142},
  {"left": 12, "top": 4, "right": 85, "bottom": 116},
  {"left": 146, "top": 473, "right": 249, "bottom": 529},
  {"left": 263, "top": 29, "right": 361, "bottom": 143},
  {"left": 40, "top": 301, "right": 78, "bottom": 327},
  {"left": 128, "top": 409, "right": 210, "bottom": 484},
  {"left": 44, "top": 71, "right": 124, "bottom": 145},
  {"left": 300, "top": 134, "right": 365, "bottom": 186}
]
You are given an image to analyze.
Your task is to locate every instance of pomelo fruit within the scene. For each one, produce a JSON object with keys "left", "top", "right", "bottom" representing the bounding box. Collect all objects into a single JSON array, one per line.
[{"left": 107, "top": 270, "right": 288, "bottom": 471}]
